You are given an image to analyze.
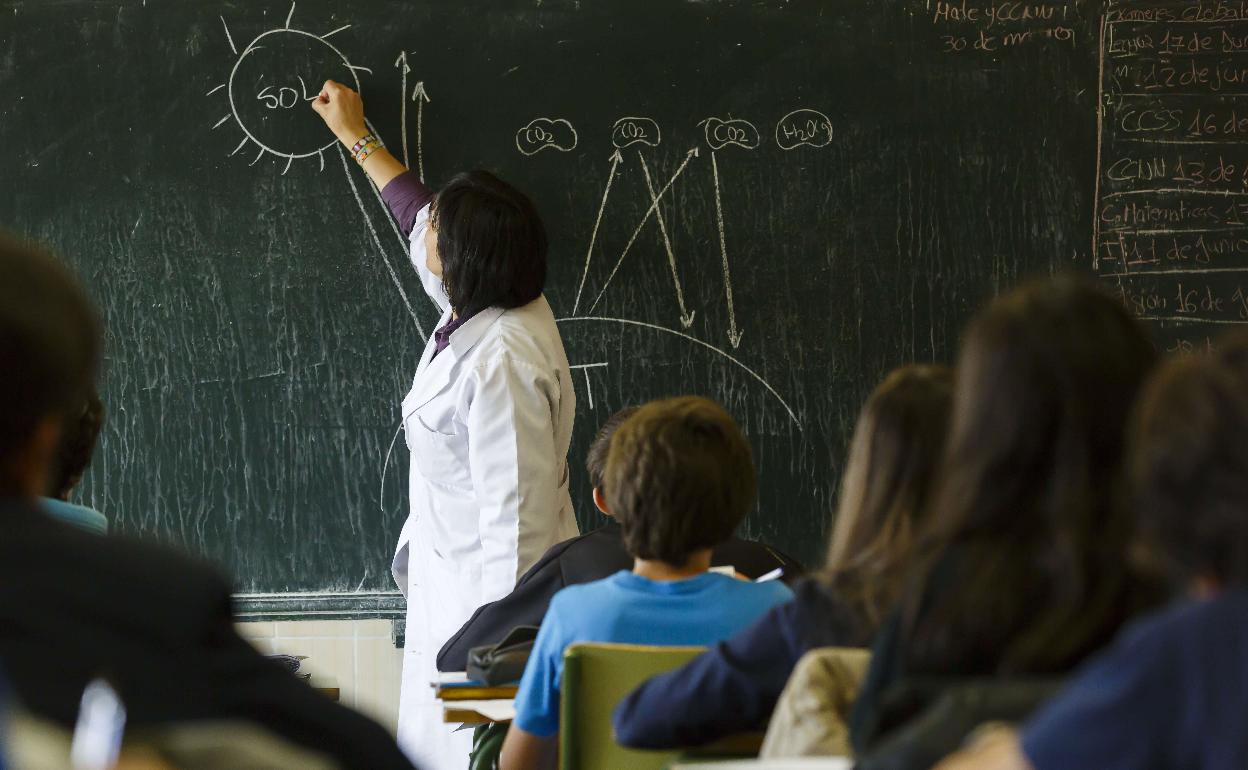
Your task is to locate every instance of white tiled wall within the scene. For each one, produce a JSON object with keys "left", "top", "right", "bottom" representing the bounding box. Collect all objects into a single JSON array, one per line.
[{"left": 236, "top": 620, "right": 404, "bottom": 735}]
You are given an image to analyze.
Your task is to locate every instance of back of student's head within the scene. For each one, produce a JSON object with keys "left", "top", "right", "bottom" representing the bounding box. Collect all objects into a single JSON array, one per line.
[
  {"left": 53, "top": 389, "right": 106, "bottom": 500},
  {"left": 905, "top": 276, "right": 1156, "bottom": 675},
  {"left": 1130, "top": 349, "right": 1248, "bottom": 587},
  {"left": 823, "top": 364, "right": 953, "bottom": 630},
  {"left": 0, "top": 234, "right": 101, "bottom": 498},
  {"left": 604, "top": 397, "right": 755, "bottom": 568},
  {"left": 585, "top": 406, "right": 641, "bottom": 491}
]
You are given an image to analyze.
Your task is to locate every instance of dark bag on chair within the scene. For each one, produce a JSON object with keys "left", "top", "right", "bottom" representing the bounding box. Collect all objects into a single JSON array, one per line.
[{"left": 466, "top": 625, "right": 539, "bottom": 686}]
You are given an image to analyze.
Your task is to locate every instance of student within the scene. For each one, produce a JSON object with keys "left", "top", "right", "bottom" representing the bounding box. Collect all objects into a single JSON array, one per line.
[
  {"left": 498, "top": 397, "right": 795, "bottom": 770},
  {"left": 0, "top": 235, "right": 415, "bottom": 770},
  {"left": 437, "top": 406, "right": 804, "bottom": 672},
  {"left": 613, "top": 364, "right": 953, "bottom": 749},
  {"left": 935, "top": 349, "right": 1248, "bottom": 770},
  {"left": 850, "top": 278, "right": 1164, "bottom": 753},
  {"left": 40, "top": 388, "right": 107, "bottom": 534},
  {"left": 311, "top": 81, "right": 579, "bottom": 767}
]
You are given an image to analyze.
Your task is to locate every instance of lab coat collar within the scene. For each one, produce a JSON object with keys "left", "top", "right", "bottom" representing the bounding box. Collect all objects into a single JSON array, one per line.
[
  {"left": 405, "top": 306, "right": 506, "bottom": 416},
  {"left": 447, "top": 306, "right": 505, "bottom": 358}
]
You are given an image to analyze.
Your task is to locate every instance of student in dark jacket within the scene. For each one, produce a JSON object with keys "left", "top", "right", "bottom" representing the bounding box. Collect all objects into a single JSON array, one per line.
[
  {"left": 613, "top": 364, "right": 953, "bottom": 749},
  {"left": 437, "top": 406, "right": 802, "bottom": 672},
  {"left": 936, "top": 337, "right": 1248, "bottom": 770},
  {"left": 851, "top": 278, "right": 1165, "bottom": 755},
  {"left": 0, "top": 235, "right": 414, "bottom": 770}
]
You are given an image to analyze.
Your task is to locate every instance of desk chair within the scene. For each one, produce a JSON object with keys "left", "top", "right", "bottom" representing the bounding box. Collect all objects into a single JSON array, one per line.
[
  {"left": 559, "top": 642, "right": 705, "bottom": 770},
  {"left": 760, "top": 647, "right": 871, "bottom": 758}
]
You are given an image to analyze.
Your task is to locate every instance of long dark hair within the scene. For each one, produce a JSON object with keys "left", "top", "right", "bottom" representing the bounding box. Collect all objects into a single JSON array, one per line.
[
  {"left": 432, "top": 170, "right": 547, "bottom": 318},
  {"left": 822, "top": 365, "right": 953, "bottom": 631},
  {"left": 902, "top": 277, "right": 1156, "bottom": 675}
]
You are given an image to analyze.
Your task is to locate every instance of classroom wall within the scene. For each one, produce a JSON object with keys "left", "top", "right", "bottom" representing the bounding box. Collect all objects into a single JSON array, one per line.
[{"left": 236, "top": 620, "right": 403, "bottom": 734}]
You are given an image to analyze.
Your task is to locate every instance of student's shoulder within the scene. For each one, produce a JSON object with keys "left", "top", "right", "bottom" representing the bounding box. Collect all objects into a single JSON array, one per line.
[
  {"left": 550, "top": 571, "right": 627, "bottom": 605},
  {"left": 1120, "top": 590, "right": 1248, "bottom": 655},
  {"left": 712, "top": 572, "right": 794, "bottom": 607}
]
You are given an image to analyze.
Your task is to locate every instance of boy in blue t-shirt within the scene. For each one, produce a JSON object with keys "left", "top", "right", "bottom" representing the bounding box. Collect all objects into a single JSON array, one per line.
[
  {"left": 499, "top": 396, "right": 794, "bottom": 770},
  {"left": 934, "top": 351, "right": 1248, "bottom": 770}
]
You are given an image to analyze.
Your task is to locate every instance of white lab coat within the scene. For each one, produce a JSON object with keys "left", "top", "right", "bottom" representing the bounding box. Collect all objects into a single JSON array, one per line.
[{"left": 392, "top": 205, "right": 579, "bottom": 769}]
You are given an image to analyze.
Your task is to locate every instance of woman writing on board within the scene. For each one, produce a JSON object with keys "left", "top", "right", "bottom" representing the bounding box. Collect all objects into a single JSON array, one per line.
[{"left": 312, "top": 80, "right": 579, "bottom": 769}]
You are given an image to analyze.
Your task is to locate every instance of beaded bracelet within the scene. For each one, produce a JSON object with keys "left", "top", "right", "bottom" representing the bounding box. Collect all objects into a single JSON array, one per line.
[
  {"left": 350, "top": 134, "right": 379, "bottom": 155},
  {"left": 354, "top": 140, "right": 383, "bottom": 166}
]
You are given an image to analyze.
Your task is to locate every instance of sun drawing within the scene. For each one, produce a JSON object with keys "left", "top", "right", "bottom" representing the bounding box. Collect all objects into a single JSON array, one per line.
[{"left": 206, "top": 2, "right": 373, "bottom": 174}]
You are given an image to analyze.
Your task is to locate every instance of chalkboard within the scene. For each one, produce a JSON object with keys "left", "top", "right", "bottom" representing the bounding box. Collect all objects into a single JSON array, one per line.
[{"left": 4, "top": 0, "right": 1199, "bottom": 618}]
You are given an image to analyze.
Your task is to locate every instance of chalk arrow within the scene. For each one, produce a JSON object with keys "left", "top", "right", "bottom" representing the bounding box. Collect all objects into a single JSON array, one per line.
[
  {"left": 710, "top": 151, "right": 743, "bottom": 348},
  {"left": 638, "top": 151, "right": 696, "bottom": 328},
  {"left": 394, "top": 52, "right": 412, "bottom": 167},
  {"left": 412, "top": 81, "right": 431, "bottom": 183},
  {"left": 588, "top": 147, "right": 699, "bottom": 315},
  {"left": 571, "top": 149, "right": 625, "bottom": 315}
]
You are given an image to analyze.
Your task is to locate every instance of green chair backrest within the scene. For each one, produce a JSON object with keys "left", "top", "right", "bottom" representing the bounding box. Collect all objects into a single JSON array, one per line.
[{"left": 559, "top": 642, "right": 705, "bottom": 770}]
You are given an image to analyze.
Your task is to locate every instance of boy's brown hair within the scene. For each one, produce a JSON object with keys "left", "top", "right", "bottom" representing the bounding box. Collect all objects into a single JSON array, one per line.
[
  {"left": 604, "top": 396, "right": 756, "bottom": 568},
  {"left": 584, "top": 406, "right": 640, "bottom": 491}
]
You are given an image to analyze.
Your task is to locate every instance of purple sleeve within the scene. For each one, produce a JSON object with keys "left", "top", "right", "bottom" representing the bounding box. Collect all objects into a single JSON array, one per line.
[{"left": 381, "top": 171, "right": 435, "bottom": 237}]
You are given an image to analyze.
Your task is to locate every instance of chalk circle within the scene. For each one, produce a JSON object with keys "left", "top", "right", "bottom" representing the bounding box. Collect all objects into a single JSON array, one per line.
[
  {"left": 700, "top": 117, "right": 761, "bottom": 151},
  {"left": 228, "top": 28, "right": 361, "bottom": 160},
  {"left": 775, "top": 109, "right": 833, "bottom": 151},
  {"left": 611, "top": 117, "right": 661, "bottom": 149}
]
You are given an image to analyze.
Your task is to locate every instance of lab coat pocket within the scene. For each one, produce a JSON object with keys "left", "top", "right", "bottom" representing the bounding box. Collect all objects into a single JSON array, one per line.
[{"left": 409, "top": 414, "right": 473, "bottom": 491}]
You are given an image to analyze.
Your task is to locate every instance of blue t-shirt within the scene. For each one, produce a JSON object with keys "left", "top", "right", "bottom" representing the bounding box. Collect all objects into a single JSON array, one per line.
[
  {"left": 512, "top": 570, "right": 794, "bottom": 738},
  {"left": 1023, "top": 591, "right": 1248, "bottom": 770},
  {"left": 41, "top": 497, "right": 108, "bottom": 534}
]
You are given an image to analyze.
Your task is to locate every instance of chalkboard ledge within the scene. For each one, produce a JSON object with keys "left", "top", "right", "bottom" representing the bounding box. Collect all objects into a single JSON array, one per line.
[{"left": 233, "top": 591, "right": 405, "bottom": 622}]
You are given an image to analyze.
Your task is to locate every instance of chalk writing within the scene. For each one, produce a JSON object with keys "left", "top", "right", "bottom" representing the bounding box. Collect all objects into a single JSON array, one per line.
[
  {"left": 699, "top": 117, "right": 761, "bottom": 151},
  {"left": 1095, "top": 0, "right": 1248, "bottom": 330},
  {"left": 612, "top": 117, "right": 661, "bottom": 149},
  {"left": 515, "top": 117, "right": 578, "bottom": 155},
  {"left": 214, "top": 6, "right": 362, "bottom": 164},
  {"left": 926, "top": 0, "right": 1078, "bottom": 54},
  {"left": 775, "top": 109, "right": 833, "bottom": 151}
]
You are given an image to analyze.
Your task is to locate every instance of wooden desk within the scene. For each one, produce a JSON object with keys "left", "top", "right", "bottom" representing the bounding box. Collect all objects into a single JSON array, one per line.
[
  {"left": 435, "top": 673, "right": 517, "bottom": 724},
  {"left": 442, "top": 698, "right": 516, "bottom": 725}
]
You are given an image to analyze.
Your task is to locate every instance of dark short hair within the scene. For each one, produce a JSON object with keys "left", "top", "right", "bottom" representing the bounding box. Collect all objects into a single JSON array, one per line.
[
  {"left": 1130, "top": 354, "right": 1248, "bottom": 585},
  {"left": 53, "top": 389, "right": 106, "bottom": 499},
  {"left": 604, "top": 397, "right": 756, "bottom": 567},
  {"left": 0, "top": 234, "right": 101, "bottom": 494},
  {"left": 432, "top": 171, "right": 547, "bottom": 318},
  {"left": 585, "top": 407, "right": 640, "bottom": 491}
]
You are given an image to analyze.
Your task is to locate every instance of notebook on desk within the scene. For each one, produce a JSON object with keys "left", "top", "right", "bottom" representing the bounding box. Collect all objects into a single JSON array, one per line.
[{"left": 433, "top": 672, "right": 519, "bottom": 701}]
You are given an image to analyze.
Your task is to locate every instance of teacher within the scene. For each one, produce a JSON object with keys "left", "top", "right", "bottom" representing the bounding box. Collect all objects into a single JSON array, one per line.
[{"left": 313, "top": 81, "right": 579, "bottom": 769}]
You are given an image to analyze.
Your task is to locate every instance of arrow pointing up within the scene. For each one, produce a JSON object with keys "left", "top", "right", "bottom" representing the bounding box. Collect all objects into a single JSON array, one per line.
[
  {"left": 411, "top": 81, "right": 431, "bottom": 182},
  {"left": 588, "top": 147, "right": 700, "bottom": 315},
  {"left": 571, "top": 149, "right": 625, "bottom": 315},
  {"left": 394, "top": 52, "right": 412, "bottom": 167}
]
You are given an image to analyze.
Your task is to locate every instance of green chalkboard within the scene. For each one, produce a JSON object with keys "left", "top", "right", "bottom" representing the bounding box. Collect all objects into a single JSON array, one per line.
[{"left": 2, "top": 0, "right": 1120, "bottom": 617}]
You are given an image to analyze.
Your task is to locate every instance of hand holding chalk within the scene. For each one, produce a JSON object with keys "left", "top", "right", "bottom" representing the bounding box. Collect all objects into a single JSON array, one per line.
[{"left": 311, "top": 79, "right": 369, "bottom": 150}]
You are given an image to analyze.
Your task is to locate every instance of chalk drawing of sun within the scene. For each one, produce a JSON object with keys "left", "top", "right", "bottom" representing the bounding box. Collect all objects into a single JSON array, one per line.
[{"left": 206, "top": 2, "right": 373, "bottom": 174}]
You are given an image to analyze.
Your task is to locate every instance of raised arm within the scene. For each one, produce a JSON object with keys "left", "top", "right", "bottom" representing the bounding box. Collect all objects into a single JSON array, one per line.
[{"left": 311, "top": 79, "right": 433, "bottom": 235}]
